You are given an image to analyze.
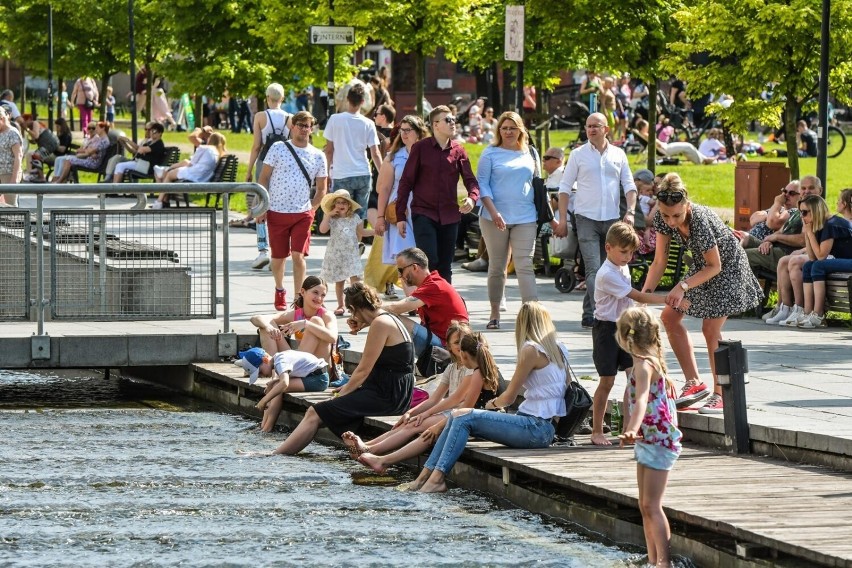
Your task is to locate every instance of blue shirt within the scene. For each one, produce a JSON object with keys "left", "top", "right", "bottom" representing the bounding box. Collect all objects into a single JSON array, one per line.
[
  {"left": 817, "top": 215, "right": 852, "bottom": 259},
  {"left": 476, "top": 145, "right": 536, "bottom": 225}
]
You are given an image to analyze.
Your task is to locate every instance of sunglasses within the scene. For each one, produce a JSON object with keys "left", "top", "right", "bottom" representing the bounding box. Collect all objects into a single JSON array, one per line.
[
  {"left": 397, "top": 262, "right": 418, "bottom": 275},
  {"left": 799, "top": 209, "right": 811, "bottom": 217},
  {"left": 438, "top": 116, "right": 457, "bottom": 125},
  {"left": 657, "top": 190, "right": 686, "bottom": 205},
  {"left": 782, "top": 189, "right": 800, "bottom": 196},
  {"left": 543, "top": 156, "right": 560, "bottom": 161},
  {"left": 87, "top": 126, "right": 96, "bottom": 131}
]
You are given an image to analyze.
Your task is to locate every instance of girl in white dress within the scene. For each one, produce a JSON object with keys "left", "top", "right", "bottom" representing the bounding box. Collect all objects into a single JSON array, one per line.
[{"left": 319, "top": 189, "right": 373, "bottom": 316}]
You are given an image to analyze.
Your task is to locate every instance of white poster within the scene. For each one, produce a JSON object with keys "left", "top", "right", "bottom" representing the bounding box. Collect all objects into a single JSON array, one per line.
[{"left": 505, "top": 6, "right": 525, "bottom": 62}]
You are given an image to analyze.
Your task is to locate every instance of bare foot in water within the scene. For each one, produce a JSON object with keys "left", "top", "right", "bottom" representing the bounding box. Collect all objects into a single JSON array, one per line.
[
  {"left": 341, "top": 431, "right": 368, "bottom": 458},
  {"left": 591, "top": 432, "right": 612, "bottom": 446},
  {"left": 418, "top": 480, "right": 447, "bottom": 493},
  {"left": 357, "top": 452, "right": 387, "bottom": 474}
]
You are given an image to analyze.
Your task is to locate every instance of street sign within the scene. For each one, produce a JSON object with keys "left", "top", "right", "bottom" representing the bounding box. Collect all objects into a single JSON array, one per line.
[
  {"left": 505, "top": 6, "right": 525, "bottom": 62},
  {"left": 310, "top": 26, "right": 355, "bottom": 45}
]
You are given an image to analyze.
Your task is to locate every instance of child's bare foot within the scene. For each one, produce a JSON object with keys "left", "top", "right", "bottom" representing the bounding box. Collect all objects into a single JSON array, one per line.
[
  {"left": 418, "top": 480, "right": 447, "bottom": 493},
  {"left": 341, "top": 431, "right": 368, "bottom": 458},
  {"left": 590, "top": 432, "right": 612, "bottom": 446},
  {"left": 357, "top": 452, "right": 387, "bottom": 474}
]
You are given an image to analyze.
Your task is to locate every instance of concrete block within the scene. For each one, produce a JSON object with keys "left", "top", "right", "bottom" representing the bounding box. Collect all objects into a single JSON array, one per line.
[
  {"left": 750, "top": 424, "right": 797, "bottom": 447},
  {"left": 59, "top": 336, "right": 128, "bottom": 367},
  {"left": 0, "top": 337, "right": 38, "bottom": 367},
  {"left": 826, "top": 435, "right": 852, "bottom": 457},
  {"left": 196, "top": 335, "right": 221, "bottom": 362},
  {"left": 797, "top": 431, "right": 831, "bottom": 453},
  {"left": 127, "top": 335, "right": 197, "bottom": 365}
]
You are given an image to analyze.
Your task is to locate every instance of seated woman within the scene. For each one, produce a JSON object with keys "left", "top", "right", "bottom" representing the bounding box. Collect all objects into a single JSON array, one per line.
[
  {"left": 791, "top": 191, "right": 852, "bottom": 328},
  {"left": 51, "top": 121, "right": 111, "bottom": 183},
  {"left": 270, "top": 283, "right": 414, "bottom": 455},
  {"left": 249, "top": 276, "right": 338, "bottom": 432},
  {"left": 112, "top": 122, "right": 166, "bottom": 182},
  {"left": 152, "top": 131, "right": 226, "bottom": 208},
  {"left": 407, "top": 301, "right": 568, "bottom": 493},
  {"left": 352, "top": 326, "right": 501, "bottom": 473},
  {"left": 634, "top": 119, "right": 716, "bottom": 165}
]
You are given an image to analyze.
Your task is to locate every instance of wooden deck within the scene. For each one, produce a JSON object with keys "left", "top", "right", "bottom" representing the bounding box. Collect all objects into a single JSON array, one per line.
[{"left": 193, "top": 361, "right": 852, "bottom": 567}]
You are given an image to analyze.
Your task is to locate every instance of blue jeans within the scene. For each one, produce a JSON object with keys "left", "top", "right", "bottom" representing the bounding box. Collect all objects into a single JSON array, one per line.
[
  {"left": 423, "top": 410, "right": 555, "bottom": 474},
  {"left": 802, "top": 258, "right": 852, "bottom": 283},
  {"left": 412, "top": 214, "right": 458, "bottom": 283},
  {"left": 575, "top": 215, "right": 618, "bottom": 320},
  {"left": 412, "top": 322, "right": 444, "bottom": 355},
  {"left": 332, "top": 175, "right": 372, "bottom": 219}
]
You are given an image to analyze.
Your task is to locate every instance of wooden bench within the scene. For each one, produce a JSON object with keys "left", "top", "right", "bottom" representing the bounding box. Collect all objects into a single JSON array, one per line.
[{"left": 204, "top": 154, "right": 240, "bottom": 209}]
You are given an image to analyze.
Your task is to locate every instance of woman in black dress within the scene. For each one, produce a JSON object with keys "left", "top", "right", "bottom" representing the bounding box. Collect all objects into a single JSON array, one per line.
[
  {"left": 272, "top": 283, "right": 414, "bottom": 455},
  {"left": 642, "top": 173, "right": 762, "bottom": 415}
]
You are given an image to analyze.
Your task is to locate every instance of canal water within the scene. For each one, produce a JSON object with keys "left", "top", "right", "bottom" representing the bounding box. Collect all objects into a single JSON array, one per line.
[{"left": 0, "top": 370, "right": 642, "bottom": 567}]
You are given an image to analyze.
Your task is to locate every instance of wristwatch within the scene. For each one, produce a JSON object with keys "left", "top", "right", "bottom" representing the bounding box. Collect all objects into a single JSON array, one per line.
[{"left": 679, "top": 281, "right": 689, "bottom": 292}]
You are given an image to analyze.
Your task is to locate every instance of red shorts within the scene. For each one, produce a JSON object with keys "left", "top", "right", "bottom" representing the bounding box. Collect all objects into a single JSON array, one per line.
[{"left": 267, "top": 210, "right": 314, "bottom": 259}]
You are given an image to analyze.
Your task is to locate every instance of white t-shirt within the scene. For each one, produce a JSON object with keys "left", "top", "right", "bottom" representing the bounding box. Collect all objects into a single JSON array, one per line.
[
  {"left": 178, "top": 145, "right": 219, "bottom": 182},
  {"left": 594, "top": 258, "right": 634, "bottom": 322},
  {"left": 698, "top": 138, "right": 725, "bottom": 158},
  {"left": 323, "top": 111, "right": 379, "bottom": 178},
  {"left": 545, "top": 165, "right": 564, "bottom": 190},
  {"left": 437, "top": 362, "right": 474, "bottom": 395},
  {"left": 263, "top": 141, "right": 328, "bottom": 213},
  {"left": 273, "top": 350, "right": 327, "bottom": 377}
]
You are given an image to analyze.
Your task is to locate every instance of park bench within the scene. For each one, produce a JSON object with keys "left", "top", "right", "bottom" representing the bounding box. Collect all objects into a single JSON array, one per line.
[
  {"left": 755, "top": 267, "right": 852, "bottom": 318},
  {"left": 204, "top": 154, "right": 240, "bottom": 209},
  {"left": 69, "top": 142, "right": 122, "bottom": 183},
  {"left": 122, "top": 146, "right": 181, "bottom": 184}
]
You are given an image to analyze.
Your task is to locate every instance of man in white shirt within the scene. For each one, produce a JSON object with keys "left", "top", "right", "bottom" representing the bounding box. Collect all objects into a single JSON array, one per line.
[
  {"left": 259, "top": 111, "right": 329, "bottom": 311},
  {"left": 555, "top": 112, "right": 637, "bottom": 328},
  {"left": 542, "top": 147, "right": 564, "bottom": 189},
  {"left": 323, "top": 83, "right": 382, "bottom": 219}
]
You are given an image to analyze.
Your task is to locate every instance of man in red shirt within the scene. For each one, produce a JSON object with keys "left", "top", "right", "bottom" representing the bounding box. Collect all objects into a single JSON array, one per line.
[
  {"left": 382, "top": 247, "right": 468, "bottom": 354},
  {"left": 395, "top": 105, "right": 479, "bottom": 283}
]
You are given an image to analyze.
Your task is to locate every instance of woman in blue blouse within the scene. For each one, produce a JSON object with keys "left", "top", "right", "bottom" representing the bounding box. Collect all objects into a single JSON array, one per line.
[{"left": 476, "top": 111, "right": 539, "bottom": 329}]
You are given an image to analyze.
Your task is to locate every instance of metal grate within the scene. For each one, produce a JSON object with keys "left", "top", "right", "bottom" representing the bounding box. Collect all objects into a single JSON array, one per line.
[
  {"left": 48, "top": 209, "right": 217, "bottom": 320},
  {"left": 0, "top": 210, "right": 31, "bottom": 320}
]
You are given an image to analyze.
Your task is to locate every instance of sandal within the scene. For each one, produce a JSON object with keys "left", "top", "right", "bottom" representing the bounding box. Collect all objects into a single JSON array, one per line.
[
  {"left": 486, "top": 319, "right": 500, "bottom": 330},
  {"left": 333, "top": 307, "right": 346, "bottom": 316}
]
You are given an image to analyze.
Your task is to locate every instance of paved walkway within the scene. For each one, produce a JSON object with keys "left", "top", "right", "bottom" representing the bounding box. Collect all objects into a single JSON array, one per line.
[{"left": 4, "top": 193, "right": 852, "bottom": 447}]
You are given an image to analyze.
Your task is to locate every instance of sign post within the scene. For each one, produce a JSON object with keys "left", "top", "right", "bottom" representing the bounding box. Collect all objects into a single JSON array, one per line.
[
  {"left": 310, "top": 24, "right": 355, "bottom": 123},
  {"left": 504, "top": 6, "right": 525, "bottom": 112}
]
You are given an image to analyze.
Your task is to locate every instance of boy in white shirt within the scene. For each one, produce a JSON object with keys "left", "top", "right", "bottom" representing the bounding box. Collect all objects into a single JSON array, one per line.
[{"left": 591, "top": 223, "right": 666, "bottom": 445}]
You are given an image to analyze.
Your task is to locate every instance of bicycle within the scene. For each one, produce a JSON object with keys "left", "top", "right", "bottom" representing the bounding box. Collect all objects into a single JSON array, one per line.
[{"left": 770, "top": 121, "right": 846, "bottom": 158}]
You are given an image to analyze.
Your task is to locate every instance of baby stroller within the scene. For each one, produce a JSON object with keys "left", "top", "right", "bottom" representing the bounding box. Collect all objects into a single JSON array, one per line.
[{"left": 548, "top": 211, "right": 583, "bottom": 293}]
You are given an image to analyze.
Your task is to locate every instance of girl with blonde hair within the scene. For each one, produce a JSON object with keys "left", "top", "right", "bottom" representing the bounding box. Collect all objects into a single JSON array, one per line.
[
  {"left": 406, "top": 301, "right": 568, "bottom": 493},
  {"left": 616, "top": 306, "right": 682, "bottom": 568}
]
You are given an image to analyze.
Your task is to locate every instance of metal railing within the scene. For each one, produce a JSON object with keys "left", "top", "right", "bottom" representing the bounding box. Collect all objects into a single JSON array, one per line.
[{"left": 0, "top": 183, "right": 268, "bottom": 340}]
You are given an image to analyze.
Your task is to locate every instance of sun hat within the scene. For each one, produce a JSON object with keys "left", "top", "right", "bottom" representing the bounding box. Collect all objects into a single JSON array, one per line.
[
  {"left": 234, "top": 347, "right": 267, "bottom": 385},
  {"left": 320, "top": 189, "right": 362, "bottom": 215}
]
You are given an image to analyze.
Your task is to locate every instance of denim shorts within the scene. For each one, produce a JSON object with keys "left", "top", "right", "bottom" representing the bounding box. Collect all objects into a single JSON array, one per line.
[
  {"left": 634, "top": 441, "right": 679, "bottom": 471},
  {"left": 300, "top": 369, "right": 330, "bottom": 392},
  {"left": 412, "top": 322, "right": 444, "bottom": 355}
]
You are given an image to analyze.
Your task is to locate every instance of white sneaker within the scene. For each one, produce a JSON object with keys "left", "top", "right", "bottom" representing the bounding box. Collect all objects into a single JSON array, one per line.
[
  {"left": 499, "top": 295, "right": 507, "bottom": 312},
  {"left": 761, "top": 304, "right": 780, "bottom": 321},
  {"left": 798, "top": 311, "right": 826, "bottom": 329},
  {"left": 151, "top": 201, "right": 163, "bottom": 209},
  {"left": 252, "top": 250, "right": 270, "bottom": 269},
  {"left": 781, "top": 305, "right": 804, "bottom": 327},
  {"left": 765, "top": 304, "right": 790, "bottom": 324}
]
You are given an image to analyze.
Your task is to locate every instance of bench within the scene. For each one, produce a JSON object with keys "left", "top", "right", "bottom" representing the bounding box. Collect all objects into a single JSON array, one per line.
[
  {"left": 629, "top": 240, "right": 688, "bottom": 291},
  {"left": 122, "top": 146, "right": 181, "bottom": 184},
  {"left": 204, "top": 155, "right": 240, "bottom": 209},
  {"left": 69, "top": 142, "right": 122, "bottom": 183}
]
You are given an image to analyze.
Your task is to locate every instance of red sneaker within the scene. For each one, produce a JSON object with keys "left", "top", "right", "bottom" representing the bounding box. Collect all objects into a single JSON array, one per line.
[
  {"left": 675, "top": 381, "right": 710, "bottom": 409},
  {"left": 274, "top": 288, "right": 287, "bottom": 311}
]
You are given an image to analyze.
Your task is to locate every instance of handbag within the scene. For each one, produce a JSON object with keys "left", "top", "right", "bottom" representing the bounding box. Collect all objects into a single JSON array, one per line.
[
  {"left": 133, "top": 159, "right": 151, "bottom": 175},
  {"left": 415, "top": 314, "right": 450, "bottom": 378},
  {"left": 529, "top": 146, "right": 554, "bottom": 226},
  {"left": 550, "top": 235, "right": 572, "bottom": 259},
  {"left": 553, "top": 348, "right": 592, "bottom": 440},
  {"left": 84, "top": 98, "right": 95, "bottom": 109},
  {"left": 385, "top": 199, "right": 398, "bottom": 224}
]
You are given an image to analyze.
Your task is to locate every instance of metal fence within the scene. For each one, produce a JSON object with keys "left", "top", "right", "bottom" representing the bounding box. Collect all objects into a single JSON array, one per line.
[
  {"left": 49, "top": 209, "right": 217, "bottom": 320},
  {"left": 0, "top": 183, "right": 268, "bottom": 337},
  {"left": 0, "top": 209, "right": 31, "bottom": 320}
]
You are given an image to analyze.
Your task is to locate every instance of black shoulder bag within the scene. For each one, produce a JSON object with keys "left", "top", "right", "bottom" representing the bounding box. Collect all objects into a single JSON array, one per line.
[
  {"left": 554, "top": 347, "right": 592, "bottom": 442},
  {"left": 283, "top": 140, "right": 313, "bottom": 187},
  {"left": 415, "top": 311, "right": 450, "bottom": 378},
  {"left": 529, "top": 145, "right": 554, "bottom": 226}
]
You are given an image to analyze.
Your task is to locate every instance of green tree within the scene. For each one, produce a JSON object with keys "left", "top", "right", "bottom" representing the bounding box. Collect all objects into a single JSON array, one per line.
[{"left": 664, "top": 0, "right": 852, "bottom": 179}]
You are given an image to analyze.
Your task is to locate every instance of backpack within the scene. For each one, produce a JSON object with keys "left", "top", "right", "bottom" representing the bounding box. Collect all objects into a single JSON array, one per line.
[{"left": 258, "top": 110, "right": 290, "bottom": 163}]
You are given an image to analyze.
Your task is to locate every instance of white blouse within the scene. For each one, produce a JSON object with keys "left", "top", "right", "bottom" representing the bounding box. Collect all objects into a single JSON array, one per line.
[{"left": 516, "top": 341, "right": 568, "bottom": 420}]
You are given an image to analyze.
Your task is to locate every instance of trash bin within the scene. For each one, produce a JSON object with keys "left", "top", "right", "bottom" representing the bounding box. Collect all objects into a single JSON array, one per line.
[{"left": 733, "top": 161, "right": 791, "bottom": 230}]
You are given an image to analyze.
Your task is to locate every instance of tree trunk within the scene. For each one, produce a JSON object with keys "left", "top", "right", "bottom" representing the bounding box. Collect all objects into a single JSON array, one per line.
[
  {"left": 647, "top": 80, "right": 658, "bottom": 173},
  {"left": 541, "top": 87, "right": 550, "bottom": 151},
  {"left": 145, "top": 62, "right": 153, "bottom": 124},
  {"left": 100, "top": 73, "right": 110, "bottom": 122},
  {"left": 415, "top": 49, "right": 424, "bottom": 118},
  {"left": 784, "top": 97, "right": 800, "bottom": 179}
]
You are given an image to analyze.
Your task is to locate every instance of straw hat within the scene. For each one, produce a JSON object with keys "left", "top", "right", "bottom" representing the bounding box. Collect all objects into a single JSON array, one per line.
[{"left": 321, "top": 189, "right": 362, "bottom": 215}]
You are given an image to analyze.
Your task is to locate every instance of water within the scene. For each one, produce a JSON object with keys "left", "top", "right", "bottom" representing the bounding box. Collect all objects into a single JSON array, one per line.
[{"left": 0, "top": 371, "right": 639, "bottom": 567}]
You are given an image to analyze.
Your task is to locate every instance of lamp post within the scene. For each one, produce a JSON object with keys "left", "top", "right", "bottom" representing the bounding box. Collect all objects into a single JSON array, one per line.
[
  {"left": 128, "top": 0, "right": 138, "bottom": 143},
  {"left": 816, "top": 0, "right": 830, "bottom": 187}
]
